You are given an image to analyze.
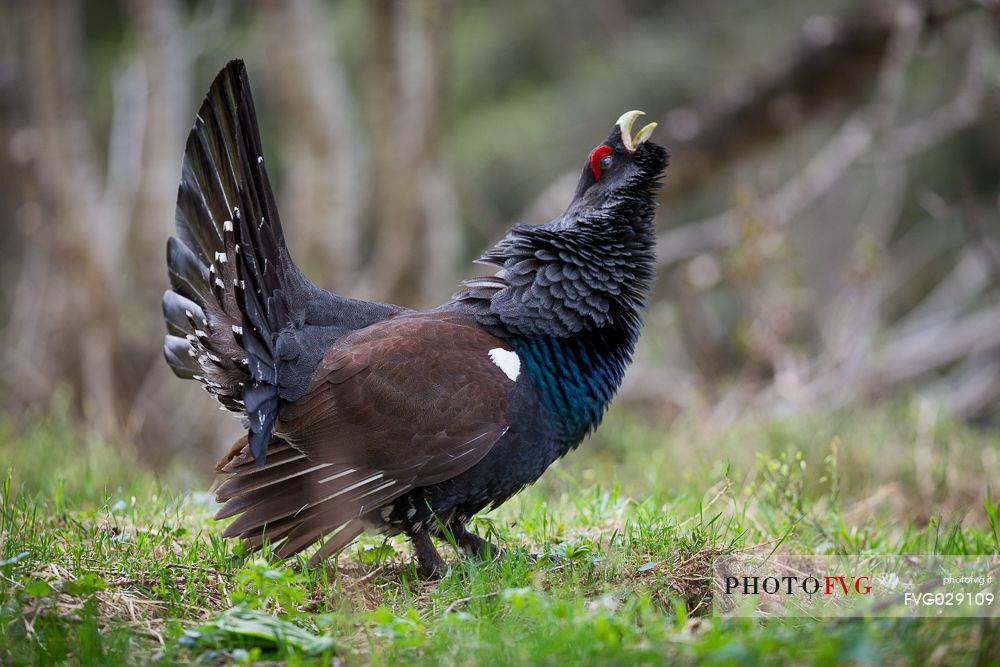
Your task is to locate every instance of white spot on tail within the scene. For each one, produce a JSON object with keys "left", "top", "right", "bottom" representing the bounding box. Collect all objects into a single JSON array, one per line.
[
  {"left": 215, "top": 251, "right": 227, "bottom": 263},
  {"left": 488, "top": 348, "right": 520, "bottom": 382},
  {"left": 223, "top": 220, "right": 233, "bottom": 232}
]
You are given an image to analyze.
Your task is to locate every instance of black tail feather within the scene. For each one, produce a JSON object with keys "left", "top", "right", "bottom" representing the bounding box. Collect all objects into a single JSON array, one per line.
[
  {"left": 163, "top": 60, "right": 289, "bottom": 463},
  {"left": 164, "top": 59, "right": 401, "bottom": 467}
]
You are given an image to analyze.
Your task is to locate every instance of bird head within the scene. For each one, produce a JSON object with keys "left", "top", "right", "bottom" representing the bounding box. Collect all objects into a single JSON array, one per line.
[
  {"left": 458, "top": 109, "right": 669, "bottom": 338},
  {"left": 569, "top": 110, "right": 669, "bottom": 208}
]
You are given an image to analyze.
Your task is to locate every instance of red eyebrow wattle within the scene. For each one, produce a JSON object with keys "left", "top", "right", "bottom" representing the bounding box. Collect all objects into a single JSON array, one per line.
[{"left": 589, "top": 145, "right": 612, "bottom": 179}]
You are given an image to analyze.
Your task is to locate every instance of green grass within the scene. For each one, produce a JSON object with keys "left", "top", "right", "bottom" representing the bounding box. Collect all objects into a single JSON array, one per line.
[{"left": 1, "top": 402, "right": 998, "bottom": 665}]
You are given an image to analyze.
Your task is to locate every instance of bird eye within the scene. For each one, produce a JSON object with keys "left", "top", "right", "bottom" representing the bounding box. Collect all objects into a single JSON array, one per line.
[{"left": 589, "top": 145, "right": 614, "bottom": 179}]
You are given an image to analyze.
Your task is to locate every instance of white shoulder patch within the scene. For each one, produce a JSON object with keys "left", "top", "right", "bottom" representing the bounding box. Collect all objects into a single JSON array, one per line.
[{"left": 488, "top": 348, "right": 521, "bottom": 382}]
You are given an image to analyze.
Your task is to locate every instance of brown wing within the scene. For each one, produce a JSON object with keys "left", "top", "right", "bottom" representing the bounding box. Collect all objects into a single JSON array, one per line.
[{"left": 214, "top": 312, "right": 516, "bottom": 561}]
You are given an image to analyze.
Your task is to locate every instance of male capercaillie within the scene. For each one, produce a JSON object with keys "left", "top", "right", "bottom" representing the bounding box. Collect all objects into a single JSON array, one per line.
[{"left": 163, "top": 60, "right": 669, "bottom": 576}]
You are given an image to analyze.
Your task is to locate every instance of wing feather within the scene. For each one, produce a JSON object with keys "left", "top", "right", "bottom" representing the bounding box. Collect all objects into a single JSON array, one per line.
[{"left": 212, "top": 312, "right": 518, "bottom": 560}]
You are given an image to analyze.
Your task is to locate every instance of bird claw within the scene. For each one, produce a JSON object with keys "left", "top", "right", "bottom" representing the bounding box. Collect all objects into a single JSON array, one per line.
[
  {"left": 449, "top": 524, "right": 564, "bottom": 568},
  {"left": 416, "top": 558, "right": 449, "bottom": 580}
]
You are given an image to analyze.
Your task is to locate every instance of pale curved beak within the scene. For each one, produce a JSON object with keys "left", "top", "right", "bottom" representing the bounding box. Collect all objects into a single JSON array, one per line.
[{"left": 616, "top": 110, "right": 658, "bottom": 153}]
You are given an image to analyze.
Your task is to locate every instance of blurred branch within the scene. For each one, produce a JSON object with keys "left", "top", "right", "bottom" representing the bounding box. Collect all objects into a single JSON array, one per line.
[
  {"left": 657, "top": 115, "right": 873, "bottom": 267},
  {"left": 645, "top": 6, "right": 1000, "bottom": 420},
  {"left": 657, "top": 16, "right": 996, "bottom": 270},
  {"left": 23, "top": 0, "right": 103, "bottom": 241},
  {"left": 874, "top": 217, "right": 961, "bottom": 302},
  {"left": 747, "top": 295, "right": 1000, "bottom": 412},
  {"left": 815, "top": 3, "right": 925, "bottom": 383},
  {"left": 792, "top": 20, "right": 1000, "bottom": 410},
  {"left": 417, "top": 0, "right": 463, "bottom": 301},
  {"left": 958, "top": 194, "right": 1000, "bottom": 277},
  {"left": 19, "top": 0, "right": 121, "bottom": 430},
  {"left": 943, "top": 351, "right": 1000, "bottom": 418},
  {"left": 880, "top": 25, "right": 997, "bottom": 161},
  {"left": 669, "top": 266, "right": 735, "bottom": 379},
  {"left": 872, "top": 300, "right": 1000, "bottom": 390},
  {"left": 819, "top": 22, "right": 997, "bottom": 385},
  {"left": 101, "top": 61, "right": 146, "bottom": 278},
  {"left": 655, "top": 0, "right": 970, "bottom": 203},
  {"left": 4, "top": 233, "right": 54, "bottom": 402},
  {"left": 128, "top": 0, "right": 190, "bottom": 272},
  {"left": 891, "top": 243, "right": 996, "bottom": 338},
  {"left": 527, "top": 0, "right": 974, "bottom": 226},
  {"left": 259, "top": 0, "right": 370, "bottom": 289},
  {"left": 362, "top": 0, "right": 457, "bottom": 306},
  {"left": 13, "top": 0, "right": 200, "bottom": 438}
]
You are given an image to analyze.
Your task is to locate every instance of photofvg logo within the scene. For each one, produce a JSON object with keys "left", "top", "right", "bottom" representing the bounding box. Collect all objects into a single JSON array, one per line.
[
  {"left": 722, "top": 573, "right": 873, "bottom": 597},
  {"left": 712, "top": 553, "right": 999, "bottom": 618}
]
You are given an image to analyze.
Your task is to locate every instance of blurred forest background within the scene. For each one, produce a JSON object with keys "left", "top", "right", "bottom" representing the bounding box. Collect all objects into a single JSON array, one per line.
[{"left": 0, "top": 0, "right": 998, "bottom": 474}]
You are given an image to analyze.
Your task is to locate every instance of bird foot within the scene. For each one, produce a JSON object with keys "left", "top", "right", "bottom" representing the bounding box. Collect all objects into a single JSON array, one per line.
[
  {"left": 449, "top": 524, "right": 564, "bottom": 568},
  {"left": 416, "top": 557, "right": 448, "bottom": 579},
  {"left": 411, "top": 529, "right": 447, "bottom": 579},
  {"left": 450, "top": 523, "right": 505, "bottom": 561}
]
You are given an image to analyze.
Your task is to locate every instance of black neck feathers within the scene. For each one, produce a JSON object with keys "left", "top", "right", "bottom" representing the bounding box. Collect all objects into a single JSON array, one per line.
[
  {"left": 450, "top": 139, "right": 667, "bottom": 339},
  {"left": 449, "top": 139, "right": 668, "bottom": 438}
]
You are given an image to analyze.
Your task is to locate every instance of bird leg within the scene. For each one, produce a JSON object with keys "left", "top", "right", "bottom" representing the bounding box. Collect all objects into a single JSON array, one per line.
[
  {"left": 450, "top": 522, "right": 503, "bottom": 561},
  {"left": 450, "top": 522, "right": 561, "bottom": 566},
  {"left": 410, "top": 529, "right": 446, "bottom": 578}
]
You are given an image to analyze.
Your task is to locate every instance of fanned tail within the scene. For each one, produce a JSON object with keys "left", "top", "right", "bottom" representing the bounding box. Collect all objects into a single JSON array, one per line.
[
  {"left": 163, "top": 60, "right": 404, "bottom": 560},
  {"left": 163, "top": 60, "right": 310, "bottom": 466}
]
